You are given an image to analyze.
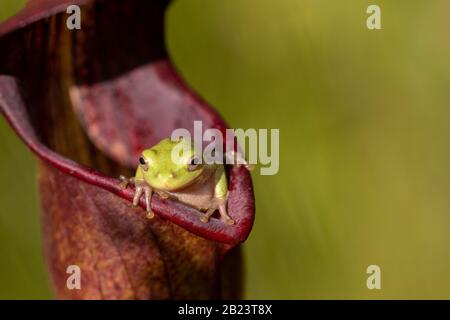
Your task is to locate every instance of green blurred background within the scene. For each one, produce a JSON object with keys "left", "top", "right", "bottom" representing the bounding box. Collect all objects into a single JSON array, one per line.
[{"left": 1, "top": 0, "right": 450, "bottom": 299}]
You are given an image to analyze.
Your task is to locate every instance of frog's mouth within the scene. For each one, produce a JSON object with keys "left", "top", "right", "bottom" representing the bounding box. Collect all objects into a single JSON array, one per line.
[{"left": 147, "top": 172, "right": 204, "bottom": 192}]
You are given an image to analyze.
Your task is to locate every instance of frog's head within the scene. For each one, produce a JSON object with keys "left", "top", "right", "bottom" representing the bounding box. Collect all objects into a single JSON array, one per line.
[{"left": 138, "top": 138, "right": 204, "bottom": 191}]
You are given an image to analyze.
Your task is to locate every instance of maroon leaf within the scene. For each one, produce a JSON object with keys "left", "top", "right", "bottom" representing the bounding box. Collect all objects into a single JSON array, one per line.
[{"left": 0, "top": 0, "right": 254, "bottom": 299}]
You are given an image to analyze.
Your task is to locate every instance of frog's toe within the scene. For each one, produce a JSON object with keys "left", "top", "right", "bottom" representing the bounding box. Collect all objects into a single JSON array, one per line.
[
  {"left": 200, "top": 207, "right": 216, "bottom": 223},
  {"left": 119, "top": 182, "right": 128, "bottom": 189},
  {"left": 146, "top": 210, "right": 155, "bottom": 219},
  {"left": 224, "top": 217, "right": 235, "bottom": 225},
  {"left": 157, "top": 191, "right": 170, "bottom": 199},
  {"left": 218, "top": 201, "right": 235, "bottom": 225},
  {"left": 119, "top": 175, "right": 130, "bottom": 189}
]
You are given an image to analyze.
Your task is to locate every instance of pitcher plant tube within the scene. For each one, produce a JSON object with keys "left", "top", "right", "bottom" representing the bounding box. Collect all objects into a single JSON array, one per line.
[{"left": 0, "top": 0, "right": 255, "bottom": 299}]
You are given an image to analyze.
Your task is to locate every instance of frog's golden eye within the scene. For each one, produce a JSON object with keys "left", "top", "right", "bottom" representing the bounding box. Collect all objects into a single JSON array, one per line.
[
  {"left": 139, "top": 156, "right": 149, "bottom": 171},
  {"left": 187, "top": 156, "right": 201, "bottom": 172}
]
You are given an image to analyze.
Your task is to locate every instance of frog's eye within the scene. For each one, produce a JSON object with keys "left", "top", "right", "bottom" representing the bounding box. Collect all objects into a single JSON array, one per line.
[
  {"left": 187, "top": 156, "right": 201, "bottom": 171},
  {"left": 139, "top": 156, "right": 149, "bottom": 171}
]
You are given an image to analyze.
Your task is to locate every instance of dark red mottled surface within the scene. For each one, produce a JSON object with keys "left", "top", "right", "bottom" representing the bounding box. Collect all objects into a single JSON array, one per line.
[{"left": 0, "top": 0, "right": 254, "bottom": 299}]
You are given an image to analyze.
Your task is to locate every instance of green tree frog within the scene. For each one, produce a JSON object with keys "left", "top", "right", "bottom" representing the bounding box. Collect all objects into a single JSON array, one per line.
[{"left": 120, "top": 138, "right": 235, "bottom": 225}]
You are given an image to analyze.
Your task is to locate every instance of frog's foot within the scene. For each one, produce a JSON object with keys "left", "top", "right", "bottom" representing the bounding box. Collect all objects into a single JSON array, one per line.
[
  {"left": 200, "top": 198, "right": 235, "bottom": 225},
  {"left": 119, "top": 175, "right": 135, "bottom": 189},
  {"left": 132, "top": 181, "right": 154, "bottom": 219},
  {"left": 200, "top": 207, "right": 216, "bottom": 223},
  {"left": 156, "top": 190, "right": 170, "bottom": 200},
  {"left": 219, "top": 200, "right": 235, "bottom": 225}
]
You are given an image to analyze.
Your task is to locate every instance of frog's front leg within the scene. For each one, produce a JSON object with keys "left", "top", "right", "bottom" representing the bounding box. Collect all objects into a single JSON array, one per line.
[
  {"left": 200, "top": 196, "right": 234, "bottom": 225},
  {"left": 134, "top": 180, "right": 154, "bottom": 219},
  {"left": 119, "top": 175, "right": 154, "bottom": 219},
  {"left": 200, "top": 165, "right": 235, "bottom": 225},
  {"left": 143, "top": 184, "right": 154, "bottom": 219},
  {"left": 218, "top": 198, "right": 234, "bottom": 225}
]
